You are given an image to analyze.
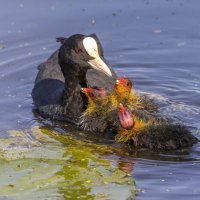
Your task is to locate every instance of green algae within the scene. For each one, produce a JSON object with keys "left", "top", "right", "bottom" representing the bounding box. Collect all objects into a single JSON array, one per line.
[{"left": 0, "top": 127, "right": 135, "bottom": 200}]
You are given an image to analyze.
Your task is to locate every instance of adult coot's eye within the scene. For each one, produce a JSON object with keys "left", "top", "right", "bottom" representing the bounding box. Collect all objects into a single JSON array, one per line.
[{"left": 75, "top": 48, "right": 83, "bottom": 54}]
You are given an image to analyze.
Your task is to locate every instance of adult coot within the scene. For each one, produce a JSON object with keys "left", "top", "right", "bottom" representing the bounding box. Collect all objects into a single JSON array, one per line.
[{"left": 32, "top": 34, "right": 117, "bottom": 123}]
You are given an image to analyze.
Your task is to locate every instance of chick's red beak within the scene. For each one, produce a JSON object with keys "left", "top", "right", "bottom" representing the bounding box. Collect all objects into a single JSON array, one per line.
[
  {"left": 81, "top": 88, "right": 94, "bottom": 98},
  {"left": 118, "top": 103, "right": 135, "bottom": 130}
]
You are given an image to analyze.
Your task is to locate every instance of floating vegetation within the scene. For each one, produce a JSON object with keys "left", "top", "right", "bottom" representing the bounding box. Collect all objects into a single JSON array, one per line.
[{"left": 0, "top": 127, "right": 135, "bottom": 200}]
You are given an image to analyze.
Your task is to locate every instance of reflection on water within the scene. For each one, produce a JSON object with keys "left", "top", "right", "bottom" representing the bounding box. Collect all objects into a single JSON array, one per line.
[
  {"left": 0, "top": 0, "right": 200, "bottom": 199},
  {"left": 0, "top": 127, "right": 135, "bottom": 200}
]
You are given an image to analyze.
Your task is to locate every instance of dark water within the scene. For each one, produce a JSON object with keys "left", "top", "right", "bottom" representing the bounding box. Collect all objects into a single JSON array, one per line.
[{"left": 0, "top": 0, "right": 200, "bottom": 199}]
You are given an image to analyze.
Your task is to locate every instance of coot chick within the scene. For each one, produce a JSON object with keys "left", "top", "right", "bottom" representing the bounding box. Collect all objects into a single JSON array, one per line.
[
  {"left": 32, "top": 34, "right": 117, "bottom": 123},
  {"left": 81, "top": 77, "right": 157, "bottom": 122},
  {"left": 79, "top": 87, "right": 110, "bottom": 131},
  {"left": 114, "top": 77, "right": 157, "bottom": 113},
  {"left": 118, "top": 103, "right": 135, "bottom": 130},
  {"left": 117, "top": 104, "right": 198, "bottom": 150},
  {"left": 79, "top": 77, "right": 156, "bottom": 132},
  {"left": 80, "top": 87, "right": 105, "bottom": 113},
  {"left": 80, "top": 79, "right": 198, "bottom": 150}
]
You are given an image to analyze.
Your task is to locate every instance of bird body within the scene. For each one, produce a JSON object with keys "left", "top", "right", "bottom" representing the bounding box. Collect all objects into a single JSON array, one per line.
[
  {"left": 32, "top": 34, "right": 117, "bottom": 123},
  {"left": 32, "top": 35, "right": 198, "bottom": 150},
  {"left": 80, "top": 77, "right": 198, "bottom": 150}
]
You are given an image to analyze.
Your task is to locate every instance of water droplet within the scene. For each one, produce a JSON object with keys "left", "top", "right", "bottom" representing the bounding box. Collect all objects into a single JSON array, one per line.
[
  {"left": 177, "top": 42, "right": 186, "bottom": 47},
  {"left": 153, "top": 29, "right": 162, "bottom": 34},
  {"left": 19, "top": 3, "right": 24, "bottom": 8}
]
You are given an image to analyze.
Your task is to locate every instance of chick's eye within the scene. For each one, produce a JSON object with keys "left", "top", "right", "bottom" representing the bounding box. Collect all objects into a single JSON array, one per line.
[
  {"left": 126, "top": 82, "right": 131, "bottom": 86},
  {"left": 75, "top": 48, "right": 83, "bottom": 54}
]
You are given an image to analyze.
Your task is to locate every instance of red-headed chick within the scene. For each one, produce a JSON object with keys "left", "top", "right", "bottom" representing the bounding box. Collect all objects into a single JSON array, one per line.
[
  {"left": 81, "top": 87, "right": 107, "bottom": 113},
  {"left": 118, "top": 103, "right": 135, "bottom": 130},
  {"left": 81, "top": 88, "right": 96, "bottom": 113},
  {"left": 81, "top": 88, "right": 94, "bottom": 100},
  {"left": 114, "top": 77, "right": 133, "bottom": 97},
  {"left": 92, "top": 86, "right": 107, "bottom": 97},
  {"left": 81, "top": 87, "right": 106, "bottom": 100}
]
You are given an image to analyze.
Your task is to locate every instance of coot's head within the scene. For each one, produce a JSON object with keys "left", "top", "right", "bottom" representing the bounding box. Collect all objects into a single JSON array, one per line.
[
  {"left": 118, "top": 103, "right": 135, "bottom": 130},
  {"left": 58, "top": 34, "right": 112, "bottom": 78}
]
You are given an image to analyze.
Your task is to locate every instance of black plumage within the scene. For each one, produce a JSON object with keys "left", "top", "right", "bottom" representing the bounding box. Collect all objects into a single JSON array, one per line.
[
  {"left": 32, "top": 34, "right": 117, "bottom": 123},
  {"left": 32, "top": 34, "right": 198, "bottom": 150}
]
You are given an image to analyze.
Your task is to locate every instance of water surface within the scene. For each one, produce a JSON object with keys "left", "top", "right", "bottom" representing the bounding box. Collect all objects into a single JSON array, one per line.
[{"left": 0, "top": 0, "right": 200, "bottom": 199}]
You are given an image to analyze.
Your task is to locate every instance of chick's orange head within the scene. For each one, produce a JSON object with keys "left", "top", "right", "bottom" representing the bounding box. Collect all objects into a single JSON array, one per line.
[{"left": 115, "top": 77, "right": 132, "bottom": 94}]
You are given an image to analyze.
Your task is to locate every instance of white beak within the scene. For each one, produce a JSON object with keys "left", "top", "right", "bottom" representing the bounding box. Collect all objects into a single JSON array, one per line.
[
  {"left": 83, "top": 37, "right": 112, "bottom": 77},
  {"left": 88, "top": 57, "right": 112, "bottom": 77}
]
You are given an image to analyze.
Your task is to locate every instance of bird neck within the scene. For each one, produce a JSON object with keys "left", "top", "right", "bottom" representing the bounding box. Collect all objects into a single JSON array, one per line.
[{"left": 62, "top": 64, "right": 88, "bottom": 123}]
